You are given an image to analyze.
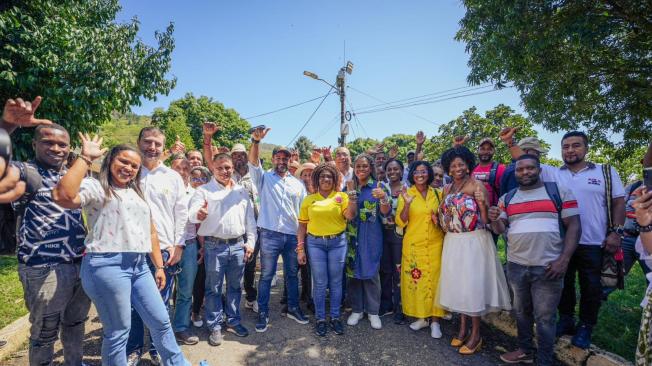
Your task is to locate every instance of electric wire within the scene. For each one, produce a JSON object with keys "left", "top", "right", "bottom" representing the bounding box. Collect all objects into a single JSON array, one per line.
[
  {"left": 287, "top": 88, "right": 333, "bottom": 146},
  {"left": 243, "top": 93, "right": 334, "bottom": 120}
]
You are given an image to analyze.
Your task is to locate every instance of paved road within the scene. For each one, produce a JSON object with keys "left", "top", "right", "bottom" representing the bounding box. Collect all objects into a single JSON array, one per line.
[{"left": 2, "top": 274, "right": 563, "bottom": 365}]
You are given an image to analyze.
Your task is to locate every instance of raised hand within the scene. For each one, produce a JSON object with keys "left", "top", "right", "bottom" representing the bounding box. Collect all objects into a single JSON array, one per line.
[
  {"left": 203, "top": 121, "right": 220, "bottom": 137},
  {"left": 401, "top": 190, "right": 414, "bottom": 205},
  {"left": 79, "top": 133, "right": 107, "bottom": 161},
  {"left": 170, "top": 135, "right": 186, "bottom": 154},
  {"left": 499, "top": 127, "right": 519, "bottom": 144},
  {"left": 290, "top": 149, "right": 300, "bottom": 163},
  {"left": 372, "top": 143, "right": 385, "bottom": 154},
  {"left": 197, "top": 201, "right": 209, "bottom": 221},
  {"left": 415, "top": 131, "right": 426, "bottom": 145},
  {"left": 453, "top": 135, "right": 469, "bottom": 147},
  {"left": 488, "top": 206, "right": 501, "bottom": 222},
  {"left": 251, "top": 126, "right": 271, "bottom": 141},
  {"left": 474, "top": 185, "right": 486, "bottom": 207},
  {"left": 310, "top": 148, "right": 322, "bottom": 164},
  {"left": 2, "top": 96, "right": 52, "bottom": 127},
  {"left": 372, "top": 181, "right": 386, "bottom": 200},
  {"left": 388, "top": 145, "right": 399, "bottom": 159},
  {"left": 321, "top": 146, "right": 332, "bottom": 158},
  {"left": 217, "top": 146, "right": 230, "bottom": 154}
]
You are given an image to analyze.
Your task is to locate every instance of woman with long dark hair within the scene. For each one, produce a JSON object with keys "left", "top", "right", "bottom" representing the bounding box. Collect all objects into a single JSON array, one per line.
[
  {"left": 345, "top": 154, "right": 390, "bottom": 330},
  {"left": 53, "top": 134, "right": 189, "bottom": 365},
  {"left": 437, "top": 146, "right": 510, "bottom": 355}
]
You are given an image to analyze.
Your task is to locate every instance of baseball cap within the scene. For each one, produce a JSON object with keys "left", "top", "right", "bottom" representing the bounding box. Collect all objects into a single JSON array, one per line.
[
  {"left": 407, "top": 150, "right": 416, "bottom": 156},
  {"left": 518, "top": 137, "right": 549, "bottom": 153},
  {"left": 478, "top": 138, "right": 495, "bottom": 148},
  {"left": 230, "top": 143, "right": 246, "bottom": 154},
  {"left": 272, "top": 145, "right": 291, "bottom": 156}
]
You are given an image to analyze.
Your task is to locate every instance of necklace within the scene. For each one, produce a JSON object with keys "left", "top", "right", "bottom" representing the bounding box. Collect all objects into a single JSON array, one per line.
[{"left": 450, "top": 177, "right": 469, "bottom": 195}]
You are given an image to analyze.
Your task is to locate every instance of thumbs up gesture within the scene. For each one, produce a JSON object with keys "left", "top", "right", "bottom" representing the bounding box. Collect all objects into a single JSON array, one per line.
[
  {"left": 170, "top": 134, "right": 186, "bottom": 155},
  {"left": 346, "top": 179, "right": 356, "bottom": 192},
  {"left": 474, "top": 184, "right": 486, "bottom": 208},
  {"left": 372, "top": 181, "right": 386, "bottom": 200},
  {"left": 197, "top": 200, "right": 209, "bottom": 221}
]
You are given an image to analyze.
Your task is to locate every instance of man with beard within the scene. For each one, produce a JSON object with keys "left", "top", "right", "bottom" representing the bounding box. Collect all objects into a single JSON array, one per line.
[
  {"left": 186, "top": 150, "right": 204, "bottom": 168},
  {"left": 472, "top": 138, "right": 506, "bottom": 207},
  {"left": 248, "top": 126, "right": 309, "bottom": 332},
  {"left": 1, "top": 97, "right": 91, "bottom": 366},
  {"left": 554, "top": 131, "right": 625, "bottom": 349},
  {"left": 127, "top": 126, "right": 188, "bottom": 365},
  {"left": 489, "top": 155, "right": 580, "bottom": 365},
  {"left": 334, "top": 146, "right": 353, "bottom": 190},
  {"left": 202, "top": 122, "right": 262, "bottom": 313}
]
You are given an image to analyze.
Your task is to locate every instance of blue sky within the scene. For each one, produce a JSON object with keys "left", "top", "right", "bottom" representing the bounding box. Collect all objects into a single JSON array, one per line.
[{"left": 118, "top": 0, "right": 564, "bottom": 158}]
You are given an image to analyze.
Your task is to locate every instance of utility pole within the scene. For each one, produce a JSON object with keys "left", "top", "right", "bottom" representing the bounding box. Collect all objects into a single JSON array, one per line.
[{"left": 304, "top": 61, "right": 354, "bottom": 147}]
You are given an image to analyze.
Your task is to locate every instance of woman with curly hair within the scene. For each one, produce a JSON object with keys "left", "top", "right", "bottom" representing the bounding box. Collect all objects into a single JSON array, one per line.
[
  {"left": 297, "top": 163, "right": 357, "bottom": 337},
  {"left": 395, "top": 160, "right": 447, "bottom": 339},
  {"left": 437, "top": 146, "right": 510, "bottom": 355},
  {"left": 345, "top": 154, "right": 390, "bottom": 330}
]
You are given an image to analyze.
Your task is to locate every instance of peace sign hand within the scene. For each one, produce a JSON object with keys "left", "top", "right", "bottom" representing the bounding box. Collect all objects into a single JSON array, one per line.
[
  {"left": 79, "top": 133, "right": 107, "bottom": 161},
  {"left": 2, "top": 96, "right": 52, "bottom": 128}
]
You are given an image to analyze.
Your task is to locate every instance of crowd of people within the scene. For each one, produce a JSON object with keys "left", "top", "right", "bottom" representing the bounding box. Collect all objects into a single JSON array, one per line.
[{"left": 1, "top": 95, "right": 652, "bottom": 366}]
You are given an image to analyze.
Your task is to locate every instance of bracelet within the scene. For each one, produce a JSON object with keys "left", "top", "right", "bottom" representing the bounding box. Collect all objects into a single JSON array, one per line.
[
  {"left": 639, "top": 224, "right": 652, "bottom": 233},
  {"left": 155, "top": 266, "right": 165, "bottom": 271},
  {"left": 251, "top": 139, "right": 260, "bottom": 144},
  {"left": 78, "top": 155, "right": 93, "bottom": 166}
]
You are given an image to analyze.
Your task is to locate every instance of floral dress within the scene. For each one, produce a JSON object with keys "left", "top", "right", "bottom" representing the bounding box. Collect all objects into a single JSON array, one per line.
[
  {"left": 345, "top": 179, "right": 389, "bottom": 279},
  {"left": 395, "top": 185, "right": 446, "bottom": 318}
]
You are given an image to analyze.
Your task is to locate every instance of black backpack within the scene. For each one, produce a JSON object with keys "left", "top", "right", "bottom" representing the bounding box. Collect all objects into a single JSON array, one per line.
[{"left": 503, "top": 181, "right": 565, "bottom": 237}]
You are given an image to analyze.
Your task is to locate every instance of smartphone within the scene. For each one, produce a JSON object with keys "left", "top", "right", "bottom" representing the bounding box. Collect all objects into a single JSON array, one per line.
[
  {"left": 248, "top": 125, "right": 266, "bottom": 134},
  {"left": 0, "top": 128, "right": 11, "bottom": 179},
  {"left": 644, "top": 167, "right": 652, "bottom": 190}
]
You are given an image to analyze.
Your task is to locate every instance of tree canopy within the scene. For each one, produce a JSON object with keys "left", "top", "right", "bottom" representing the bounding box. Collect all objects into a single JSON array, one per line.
[
  {"left": 0, "top": 0, "right": 176, "bottom": 159},
  {"left": 456, "top": 0, "right": 652, "bottom": 157},
  {"left": 294, "top": 136, "right": 315, "bottom": 162},
  {"left": 151, "top": 93, "right": 250, "bottom": 150}
]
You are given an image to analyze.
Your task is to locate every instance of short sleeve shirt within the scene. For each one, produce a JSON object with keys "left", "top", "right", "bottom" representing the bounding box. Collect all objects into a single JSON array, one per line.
[
  {"left": 299, "top": 191, "right": 349, "bottom": 236},
  {"left": 80, "top": 178, "right": 152, "bottom": 253},
  {"left": 556, "top": 163, "right": 625, "bottom": 245},
  {"left": 498, "top": 185, "right": 579, "bottom": 266}
]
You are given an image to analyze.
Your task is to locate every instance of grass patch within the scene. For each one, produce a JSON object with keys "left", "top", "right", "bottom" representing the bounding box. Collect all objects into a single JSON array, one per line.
[
  {"left": 497, "top": 237, "right": 645, "bottom": 361},
  {"left": 0, "top": 255, "right": 26, "bottom": 329}
]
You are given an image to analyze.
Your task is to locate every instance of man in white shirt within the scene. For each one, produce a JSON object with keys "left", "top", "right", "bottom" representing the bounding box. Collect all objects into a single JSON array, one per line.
[
  {"left": 248, "top": 127, "right": 309, "bottom": 333},
  {"left": 189, "top": 153, "right": 256, "bottom": 346},
  {"left": 554, "top": 131, "right": 626, "bottom": 349},
  {"left": 127, "top": 127, "right": 188, "bottom": 365},
  {"left": 335, "top": 146, "right": 353, "bottom": 190}
]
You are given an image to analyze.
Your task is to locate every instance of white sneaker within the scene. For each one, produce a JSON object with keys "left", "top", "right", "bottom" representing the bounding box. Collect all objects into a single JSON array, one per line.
[
  {"left": 430, "top": 322, "right": 442, "bottom": 338},
  {"left": 347, "top": 312, "right": 363, "bottom": 326},
  {"left": 409, "top": 318, "right": 429, "bottom": 331},
  {"left": 191, "top": 313, "right": 203, "bottom": 328},
  {"left": 245, "top": 300, "right": 259, "bottom": 313},
  {"left": 443, "top": 312, "right": 453, "bottom": 320},
  {"left": 369, "top": 314, "right": 382, "bottom": 330}
]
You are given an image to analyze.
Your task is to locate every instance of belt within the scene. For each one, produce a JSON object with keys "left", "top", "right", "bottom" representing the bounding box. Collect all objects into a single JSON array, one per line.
[
  {"left": 308, "top": 232, "right": 345, "bottom": 240},
  {"left": 206, "top": 235, "right": 245, "bottom": 245}
]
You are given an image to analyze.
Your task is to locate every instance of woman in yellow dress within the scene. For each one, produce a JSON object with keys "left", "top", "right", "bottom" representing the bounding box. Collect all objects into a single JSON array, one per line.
[{"left": 396, "top": 160, "right": 446, "bottom": 339}]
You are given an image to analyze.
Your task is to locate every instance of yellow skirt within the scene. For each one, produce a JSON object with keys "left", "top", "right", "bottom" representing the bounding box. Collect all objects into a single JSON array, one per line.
[{"left": 400, "top": 237, "right": 446, "bottom": 318}]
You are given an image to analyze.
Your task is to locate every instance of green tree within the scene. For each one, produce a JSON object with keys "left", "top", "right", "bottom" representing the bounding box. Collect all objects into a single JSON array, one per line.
[
  {"left": 424, "top": 105, "right": 547, "bottom": 164},
  {"left": 456, "top": 1, "right": 652, "bottom": 158},
  {"left": 0, "top": 0, "right": 176, "bottom": 159},
  {"left": 589, "top": 143, "right": 645, "bottom": 184},
  {"left": 99, "top": 112, "right": 151, "bottom": 148},
  {"left": 293, "top": 136, "right": 315, "bottom": 162},
  {"left": 151, "top": 93, "right": 250, "bottom": 149},
  {"left": 381, "top": 134, "right": 418, "bottom": 163},
  {"left": 347, "top": 137, "right": 380, "bottom": 159}
]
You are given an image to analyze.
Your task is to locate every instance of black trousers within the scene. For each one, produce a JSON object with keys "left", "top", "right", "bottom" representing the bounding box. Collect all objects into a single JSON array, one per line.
[
  {"left": 244, "top": 236, "right": 261, "bottom": 302},
  {"left": 558, "top": 244, "right": 603, "bottom": 326},
  {"left": 379, "top": 228, "right": 403, "bottom": 314}
]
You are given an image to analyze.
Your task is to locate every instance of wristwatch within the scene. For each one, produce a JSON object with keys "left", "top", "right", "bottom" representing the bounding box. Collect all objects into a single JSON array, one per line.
[{"left": 609, "top": 225, "right": 625, "bottom": 236}]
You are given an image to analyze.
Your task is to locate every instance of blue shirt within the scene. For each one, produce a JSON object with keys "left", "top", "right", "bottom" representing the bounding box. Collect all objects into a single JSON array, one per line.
[
  {"left": 13, "top": 161, "right": 86, "bottom": 266},
  {"left": 249, "top": 163, "right": 306, "bottom": 235}
]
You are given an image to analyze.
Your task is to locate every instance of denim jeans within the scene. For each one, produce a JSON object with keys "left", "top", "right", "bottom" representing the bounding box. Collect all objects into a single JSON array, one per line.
[
  {"left": 173, "top": 239, "right": 199, "bottom": 332},
  {"left": 507, "top": 262, "right": 562, "bottom": 366},
  {"left": 307, "top": 233, "right": 347, "bottom": 321},
  {"left": 127, "top": 249, "right": 175, "bottom": 357},
  {"left": 81, "top": 252, "right": 189, "bottom": 366},
  {"left": 257, "top": 229, "right": 300, "bottom": 315},
  {"left": 18, "top": 262, "right": 91, "bottom": 366},
  {"left": 558, "top": 244, "right": 603, "bottom": 325},
  {"left": 204, "top": 238, "right": 245, "bottom": 331}
]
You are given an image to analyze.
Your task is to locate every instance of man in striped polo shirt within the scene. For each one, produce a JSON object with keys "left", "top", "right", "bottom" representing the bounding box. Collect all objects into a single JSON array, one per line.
[{"left": 489, "top": 154, "right": 581, "bottom": 365}]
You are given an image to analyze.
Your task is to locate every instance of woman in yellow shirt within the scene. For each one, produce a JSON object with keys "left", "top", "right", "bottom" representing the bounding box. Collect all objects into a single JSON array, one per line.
[
  {"left": 297, "top": 163, "right": 357, "bottom": 337},
  {"left": 396, "top": 160, "right": 446, "bottom": 339}
]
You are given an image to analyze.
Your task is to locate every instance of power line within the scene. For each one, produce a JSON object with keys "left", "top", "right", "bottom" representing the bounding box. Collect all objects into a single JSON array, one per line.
[
  {"left": 354, "top": 86, "right": 512, "bottom": 115},
  {"left": 346, "top": 99, "right": 369, "bottom": 138},
  {"left": 347, "top": 86, "right": 441, "bottom": 125},
  {"left": 243, "top": 93, "right": 333, "bottom": 120},
  {"left": 287, "top": 89, "right": 334, "bottom": 146},
  {"left": 312, "top": 114, "right": 340, "bottom": 141}
]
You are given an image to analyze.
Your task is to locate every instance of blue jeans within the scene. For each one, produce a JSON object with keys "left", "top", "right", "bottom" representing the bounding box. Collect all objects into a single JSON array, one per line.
[
  {"left": 81, "top": 252, "right": 189, "bottom": 366},
  {"left": 173, "top": 239, "right": 199, "bottom": 332},
  {"left": 307, "top": 233, "right": 347, "bottom": 321},
  {"left": 127, "top": 250, "right": 175, "bottom": 357},
  {"left": 507, "top": 262, "right": 562, "bottom": 366},
  {"left": 257, "top": 229, "right": 300, "bottom": 314},
  {"left": 204, "top": 238, "right": 245, "bottom": 331}
]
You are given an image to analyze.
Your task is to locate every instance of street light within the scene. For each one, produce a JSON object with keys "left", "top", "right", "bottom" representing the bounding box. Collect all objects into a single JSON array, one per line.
[{"left": 303, "top": 71, "right": 319, "bottom": 80}]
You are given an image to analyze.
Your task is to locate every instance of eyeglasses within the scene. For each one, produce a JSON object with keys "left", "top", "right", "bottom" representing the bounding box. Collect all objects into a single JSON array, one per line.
[
  {"left": 412, "top": 170, "right": 429, "bottom": 176},
  {"left": 191, "top": 177, "right": 208, "bottom": 183}
]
